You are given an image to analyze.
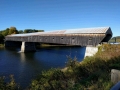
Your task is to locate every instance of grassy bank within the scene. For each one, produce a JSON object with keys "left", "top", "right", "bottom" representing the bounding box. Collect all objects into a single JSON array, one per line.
[
  {"left": 0, "top": 44, "right": 4, "bottom": 47},
  {"left": 1, "top": 44, "right": 120, "bottom": 89},
  {"left": 28, "top": 44, "right": 120, "bottom": 90}
]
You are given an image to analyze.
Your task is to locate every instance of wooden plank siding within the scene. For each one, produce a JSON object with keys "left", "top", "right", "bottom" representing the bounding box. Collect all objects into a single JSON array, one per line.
[{"left": 5, "top": 34, "right": 106, "bottom": 46}]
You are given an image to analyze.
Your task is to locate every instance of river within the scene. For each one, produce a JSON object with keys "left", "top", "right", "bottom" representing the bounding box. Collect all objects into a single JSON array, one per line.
[{"left": 0, "top": 46, "right": 86, "bottom": 88}]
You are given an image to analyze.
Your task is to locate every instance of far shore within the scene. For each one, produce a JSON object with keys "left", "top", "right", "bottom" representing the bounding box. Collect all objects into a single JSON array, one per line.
[{"left": 0, "top": 44, "right": 4, "bottom": 47}]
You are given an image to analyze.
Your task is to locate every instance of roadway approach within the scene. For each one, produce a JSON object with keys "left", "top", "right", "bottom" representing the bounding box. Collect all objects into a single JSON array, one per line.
[{"left": 5, "top": 27, "right": 112, "bottom": 56}]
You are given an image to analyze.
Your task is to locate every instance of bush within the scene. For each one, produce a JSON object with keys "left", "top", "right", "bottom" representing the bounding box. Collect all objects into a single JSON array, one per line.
[{"left": 0, "top": 75, "right": 19, "bottom": 90}]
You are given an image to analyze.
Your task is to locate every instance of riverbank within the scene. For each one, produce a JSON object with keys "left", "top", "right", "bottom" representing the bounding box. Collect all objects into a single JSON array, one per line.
[
  {"left": 1, "top": 44, "right": 120, "bottom": 89},
  {"left": 38, "top": 44, "right": 76, "bottom": 48},
  {"left": 28, "top": 44, "right": 120, "bottom": 90},
  {"left": 0, "top": 44, "right": 4, "bottom": 47}
]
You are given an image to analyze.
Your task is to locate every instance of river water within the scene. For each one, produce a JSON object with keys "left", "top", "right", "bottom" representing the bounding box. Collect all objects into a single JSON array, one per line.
[{"left": 0, "top": 46, "right": 86, "bottom": 88}]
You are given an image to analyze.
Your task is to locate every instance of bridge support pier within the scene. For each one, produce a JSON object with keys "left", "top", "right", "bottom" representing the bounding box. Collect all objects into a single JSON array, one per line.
[
  {"left": 84, "top": 46, "right": 98, "bottom": 57},
  {"left": 21, "top": 42, "right": 36, "bottom": 52}
]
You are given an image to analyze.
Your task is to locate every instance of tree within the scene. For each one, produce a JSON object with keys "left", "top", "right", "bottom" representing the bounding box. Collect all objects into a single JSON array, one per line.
[
  {"left": 24, "top": 29, "right": 29, "bottom": 33},
  {"left": 18, "top": 30, "right": 23, "bottom": 34},
  {"left": 0, "top": 28, "right": 9, "bottom": 43},
  {"left": 38, "top": 30, "right": 44, "bottom": 32},
  {"left": 0, "top": 34, "right": 4, "bottom": 43},
  {"left": 24, "top": 29, "right": 44, "bottom": 33},
  {"left": 8, "top": 27, "right": 19, "bottom": 35},
  {"left": 2, "top": 28, "right": 9, "bottom": 36}
]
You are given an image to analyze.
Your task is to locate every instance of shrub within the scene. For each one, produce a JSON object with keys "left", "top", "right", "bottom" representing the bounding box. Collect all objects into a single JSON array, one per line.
[{"left": 0, "top": 75, "right": 19, "bottom": 90}]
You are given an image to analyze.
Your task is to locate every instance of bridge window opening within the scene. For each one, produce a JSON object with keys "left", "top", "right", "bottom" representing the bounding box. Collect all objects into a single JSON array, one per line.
[
  {"left": 61, "top": 38, "right": 63, "bottom": 39},
  {"left": 89, "top": 37, "right": 92, "bottom": 41},
  {"left": 72, "top": 37, "right": 74, "bottom": 39},
  {"left": 53, "top": 38, "right": 54, "bottom": 39}
]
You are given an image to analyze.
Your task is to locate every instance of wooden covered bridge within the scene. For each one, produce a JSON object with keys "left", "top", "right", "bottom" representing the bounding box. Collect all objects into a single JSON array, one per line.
[{"left": 5, "top": 27, "right": 112, "bottom": 52}]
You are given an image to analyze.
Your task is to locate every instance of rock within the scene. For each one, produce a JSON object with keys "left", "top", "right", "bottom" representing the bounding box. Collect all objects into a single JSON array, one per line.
[{"left": 111, "top": 69, "right": 120, "bottom": 84}]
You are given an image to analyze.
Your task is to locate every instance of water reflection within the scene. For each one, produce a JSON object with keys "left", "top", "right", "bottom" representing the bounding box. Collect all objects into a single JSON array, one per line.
[{"left": 20, "top": 52, "right": 25, "bottom": 63}]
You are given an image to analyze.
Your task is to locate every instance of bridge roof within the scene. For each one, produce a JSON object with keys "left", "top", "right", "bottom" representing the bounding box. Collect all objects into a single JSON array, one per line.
[
  {"left": 7, "top": 27, "right": 112, "bottom": 37},
  {"left": 64, "top": 27, "right": 111, "bottom": 34}
]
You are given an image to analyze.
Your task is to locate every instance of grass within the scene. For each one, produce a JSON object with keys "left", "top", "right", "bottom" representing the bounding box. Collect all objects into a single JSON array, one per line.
[{"left": 0, "top": 44, "right": 4, "bottom": 47}]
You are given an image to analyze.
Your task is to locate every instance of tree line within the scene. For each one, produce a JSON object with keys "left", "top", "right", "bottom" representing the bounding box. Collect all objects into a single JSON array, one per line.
[{"left": 0, "top": 26, "right": 44, "bottom": 43}]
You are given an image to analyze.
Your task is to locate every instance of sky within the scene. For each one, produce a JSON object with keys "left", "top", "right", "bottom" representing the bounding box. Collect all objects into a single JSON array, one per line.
[{"left": 0, "top": 0, "right": 120, "bottom": 37}]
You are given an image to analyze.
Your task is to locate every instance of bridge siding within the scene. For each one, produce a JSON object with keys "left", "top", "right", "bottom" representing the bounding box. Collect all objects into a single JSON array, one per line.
[{"left": 5, "top": 34, "right": 106, "bottom": 46}]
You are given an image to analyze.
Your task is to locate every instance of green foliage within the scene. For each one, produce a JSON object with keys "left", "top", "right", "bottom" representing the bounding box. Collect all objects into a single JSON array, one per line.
[
  {"left": 66, "top": 56, "right": 79, "bottom": 68},
  {"left": 109, "top": 36, "right": 120, "bottom": 43},
  {"left": 0, "top": 28, "right": 10, "bottom": 43},
  {"left": 0, "top": 76, "right": 5, "bottom": 89},
  {"left": 29, "top": 68, "right": 69, "bottom": 90},
  {"left": 0, "top": 34, "right": 4, "bottom": 43},
  {"left": 24, "top": 29, "right": 44, "bottom": 33},
  {"left": 29, "top": 44, "right": 120, "bottom": 90},
  {"left": 0, "top": 75, "right": 19, "bottom": 90},
  {"left": 38, "top": 30, "right": 44, "bottom": 32},
  {"left": 1, "top": 28, "right": 9, "bottom": 36},
  {"left": 18, "top": 30, "right": 23, "bottom": 34},
  {"left": 8, "top": 27, "right": 18, "bottom": 35}
]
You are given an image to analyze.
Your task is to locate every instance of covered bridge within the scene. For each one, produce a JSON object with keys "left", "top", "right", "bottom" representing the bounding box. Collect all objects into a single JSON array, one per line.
[{"left": 5, "top": 27, "right": 112, "bottom": 47}]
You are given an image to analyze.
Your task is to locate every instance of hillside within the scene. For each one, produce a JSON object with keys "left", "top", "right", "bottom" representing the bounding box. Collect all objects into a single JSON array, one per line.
[{"left": 109, "top": 36, "right": 120, "bottom": 43}]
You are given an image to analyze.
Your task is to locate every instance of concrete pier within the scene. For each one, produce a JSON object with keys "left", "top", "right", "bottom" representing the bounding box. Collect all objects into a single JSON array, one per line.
[
  {"left": 84, "top": 46, "right": 98, "bottom": 57},
  {"left": 110, "top": 69, "right": 120, "bottom": 90},
  {"left": 21, "top": 42, "right": 36, "bottom": 52},
  {"left": 111, "top": 69, "right": 120, "bottom": 84}
]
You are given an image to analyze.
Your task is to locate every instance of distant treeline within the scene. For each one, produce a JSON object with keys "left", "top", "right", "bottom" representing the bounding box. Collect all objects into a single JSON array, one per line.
[
  {"left": 0, "top": 26, "right": 44, "bottom": 43},
  {"left": 108, "top": 36, "right": 120, "bottom": 43}
]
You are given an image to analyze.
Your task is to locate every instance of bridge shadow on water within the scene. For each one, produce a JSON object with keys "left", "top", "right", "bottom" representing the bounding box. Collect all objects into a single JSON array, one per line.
[{"left": 35, "top": 46, "right": 86, "bottom": 67}]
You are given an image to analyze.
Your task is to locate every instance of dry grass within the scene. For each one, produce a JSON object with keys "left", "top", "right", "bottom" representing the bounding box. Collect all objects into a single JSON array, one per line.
[{"left": 0, "top": 44, "right": 4, "bottom": 47}]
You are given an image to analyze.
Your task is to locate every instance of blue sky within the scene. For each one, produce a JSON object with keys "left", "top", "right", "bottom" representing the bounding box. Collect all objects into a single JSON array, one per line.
[{"left": 0, "top": 0, "right": 120, "bottom": 36}]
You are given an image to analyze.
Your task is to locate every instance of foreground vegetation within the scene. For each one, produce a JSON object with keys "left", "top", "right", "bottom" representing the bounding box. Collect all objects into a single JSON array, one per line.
[
  {"left": 0, "top": 44, "right": 4, "bottom": 47},
  {"left": 29, "top": 44, "right": 120, "bottom": 90},
  {"left": 1, "top": 44, "right": 120, "bottom": 90}
]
